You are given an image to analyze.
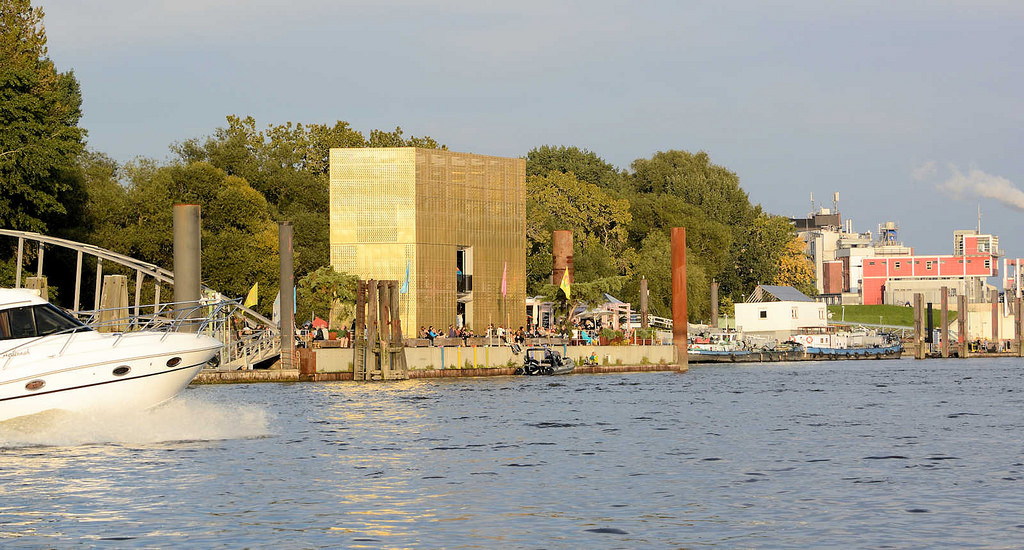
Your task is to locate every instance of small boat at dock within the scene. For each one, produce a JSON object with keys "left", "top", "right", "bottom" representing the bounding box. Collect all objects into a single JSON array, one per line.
[{"left": 515, "top": 346, "right": 576, "bottom": 375}]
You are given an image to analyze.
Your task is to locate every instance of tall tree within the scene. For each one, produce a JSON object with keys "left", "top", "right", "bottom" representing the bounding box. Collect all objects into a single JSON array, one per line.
[
  {"left": 87, "top": 160, "right": 280, "bottom": 311},
  {"left": 525, "top": 171, "right": 632, "bottom": 293},
  {"left": 771, "top": 236, "right": 816, "bottom": 296},
  {"left": 0, "top": 0, "right": 86, "bottom": 233},
  {"left": 526, "top": 145, "right": 626, "bottom": 192}
]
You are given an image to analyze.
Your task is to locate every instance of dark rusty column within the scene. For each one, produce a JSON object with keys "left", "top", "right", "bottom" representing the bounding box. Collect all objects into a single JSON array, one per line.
[
  {"left": 958, "top": 294, "right": 968, "bottom": 358},
  {"left": 710, "top": 281, "right": 719, "bottom": 328},
  {"left": 921, "top": 290, "right": 929, "bottom": 360},
  {"left": 173, "top": 204, "right": 201, "bottom": 332},
  {"left": 279, "top": 221, "right": 295, "bottom": 370},
  {"left": 671, "top": 227, "right": 688, "bottom": 371},
  {"left": 551, "top": 230, "right": 574, "bottom": 285},
  {"left": 991, "top": 288, "right": 999, "bottom": 346},
  {"left": 940, "top": 286, "right": 949, "bottom": 358},
  {"left": 639, "top": 276, "right": 649, "bottom": 329},
  {"left": 1017, "top": 297, "right": 1023, "bottom": 357}
]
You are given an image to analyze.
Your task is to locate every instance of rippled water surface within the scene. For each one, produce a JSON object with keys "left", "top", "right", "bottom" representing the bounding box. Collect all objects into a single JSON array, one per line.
[{"left": 3, "top": 357, "right": 1024, "bottom": 548}]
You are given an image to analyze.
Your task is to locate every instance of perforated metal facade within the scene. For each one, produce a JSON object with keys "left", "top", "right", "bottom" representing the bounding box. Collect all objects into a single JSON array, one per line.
[{"left": 330, "top": 148, "right": 526, "bottom": 332}]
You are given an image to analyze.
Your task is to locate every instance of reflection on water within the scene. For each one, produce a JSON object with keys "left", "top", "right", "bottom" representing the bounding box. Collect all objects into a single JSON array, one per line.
[{"left": 2, "top": 359, "right": 1024, "bottom": 547}]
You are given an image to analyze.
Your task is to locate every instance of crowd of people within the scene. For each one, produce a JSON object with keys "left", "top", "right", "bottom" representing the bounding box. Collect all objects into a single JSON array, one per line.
[
  {"left": 295, "top": 317, "right": 643, "bottom": 349},
  {"left": 413, "top": 321, "right": 625, "bottom": 347}
]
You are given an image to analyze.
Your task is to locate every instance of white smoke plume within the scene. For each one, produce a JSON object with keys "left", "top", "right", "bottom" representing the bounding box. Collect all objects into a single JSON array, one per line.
[{"left": 929, "top": 164, "right": 1024, "bottom": 212}]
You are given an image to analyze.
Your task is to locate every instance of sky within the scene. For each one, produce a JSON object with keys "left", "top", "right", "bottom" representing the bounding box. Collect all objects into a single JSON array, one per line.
[{"left": 37, "top": 0, "right": 1024, "bottom": 264}]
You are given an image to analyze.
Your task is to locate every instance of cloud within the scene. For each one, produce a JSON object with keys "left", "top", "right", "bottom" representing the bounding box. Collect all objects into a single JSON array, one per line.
[
  {"left": 937, "top": 164, "right": 1024, "bottom": 212},
  {"left": 911, "top": 161, "right": 937, "bottom": 182}
]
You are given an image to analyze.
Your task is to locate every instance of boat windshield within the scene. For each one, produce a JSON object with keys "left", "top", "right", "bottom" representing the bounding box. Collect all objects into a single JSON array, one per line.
[{"left": 0, "top": 303, "right": 92, "bottom": 341}]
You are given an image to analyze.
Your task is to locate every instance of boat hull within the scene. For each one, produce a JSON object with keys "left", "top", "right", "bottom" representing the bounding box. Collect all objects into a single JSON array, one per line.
[{"left": 0, "top": 332, "right": 221, "bottom": 422}]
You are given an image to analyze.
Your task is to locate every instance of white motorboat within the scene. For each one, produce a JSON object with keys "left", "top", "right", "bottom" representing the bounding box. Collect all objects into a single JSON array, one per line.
[{"left": 0, "top": 288, "right": 222, "bottom": 422}]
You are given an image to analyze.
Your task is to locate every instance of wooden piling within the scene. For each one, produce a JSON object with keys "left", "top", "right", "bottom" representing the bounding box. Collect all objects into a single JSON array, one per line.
[
  {"left": 278, "top": 221, "right": 295, "bottom": 369},
  {"left": 552, "top": 230, "right": 574, "bottom": 285},
  {"left": 710, "top": 281, "right": 719, "bottom": 328},
  {"left": 173, "top": 204, "right": 202, "bottom": 333},
  {"left": 639, "top": 276, "right": 649, "bottom": 329},
  {"left": 958, "top": 294, "right": 968, "bottom": 358},
  {"left": 940, "top": 286, "right": 949, "bottom": 358},
  {"left": 671, "top": 227, "right": 688, "bottom": 372},
  {"left": 1017, "top": 297, "right": 1024, "bottom": 357},
  {"left": 921, "top": 290, "right": 929, "bottom": 360},
  {"left": 991, "top": 288, "right": 999, "bottom": 345}
]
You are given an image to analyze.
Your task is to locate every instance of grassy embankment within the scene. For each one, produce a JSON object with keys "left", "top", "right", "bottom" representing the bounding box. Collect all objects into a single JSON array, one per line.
[{"left": 827, "top": 304, "right": 957, "bottom": 327}]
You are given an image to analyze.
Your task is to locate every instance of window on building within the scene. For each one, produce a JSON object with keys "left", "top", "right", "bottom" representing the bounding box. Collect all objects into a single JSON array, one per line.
[
  {"left": 895, "top": 261, "right": 901, "bottom": 269},
  {"left": 926, "top": 261, "right": 933, "bottom": 270},
  {"left": 985, "top": 260, "right": 991, "bottom": 270},
  {"left": 869, "top": 261, "right": 876, "bottom": 266},
  {"left": 759, "top": 309, "right": 767, "bottom": 319},
  {"left": 792, "top": 307, "right": 798, "bottom": 319},
  {"left": 819, "top": 310, "right": 826, "bottom": 320}
]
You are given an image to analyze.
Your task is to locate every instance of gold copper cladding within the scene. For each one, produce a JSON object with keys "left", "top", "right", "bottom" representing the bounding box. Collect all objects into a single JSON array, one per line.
[{"left": 329, "top": 148, "right": 526, "bottom": 332}]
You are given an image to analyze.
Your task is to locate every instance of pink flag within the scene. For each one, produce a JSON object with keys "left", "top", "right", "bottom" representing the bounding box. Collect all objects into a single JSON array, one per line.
[{"left": 501, "top": 261, "right": 507, "bottom": 297}]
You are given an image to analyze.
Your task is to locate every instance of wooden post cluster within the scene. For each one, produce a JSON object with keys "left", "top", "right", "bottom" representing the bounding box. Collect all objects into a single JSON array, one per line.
[{"left": 353, "top": 279, "right": 409, "bottom": 381}]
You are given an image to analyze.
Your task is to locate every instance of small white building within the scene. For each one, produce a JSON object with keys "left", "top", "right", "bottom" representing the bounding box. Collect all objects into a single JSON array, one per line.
[{"left": 735, "top": 285, "right": 827, "bottom": 340}]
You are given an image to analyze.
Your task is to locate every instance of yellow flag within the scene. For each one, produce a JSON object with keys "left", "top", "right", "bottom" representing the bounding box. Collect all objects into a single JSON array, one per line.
[
  {"left": 559, "top": 267, "right": 571, "bottom": 300},
  {"left": 244, "top": 282, "right": 258, "bottom": 308}
]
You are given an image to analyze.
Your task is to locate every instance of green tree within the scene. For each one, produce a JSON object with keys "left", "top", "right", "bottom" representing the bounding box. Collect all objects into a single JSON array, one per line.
[
  {"left": 629, "top": 150, "right": 754, "bottom": 228},
  {"left": 525, "top": 171, "right": 632, "bottom": 293},
  {"left": 526, "top": 145, "right": 625, "bottom": 191},
  {"left": 296, "top": 267, "right": 358, "bottom": 329},
  {"left": 731, "top": 212, "right": 800, "bottom": 295},
  {"left": 0, "top": 0, "right": 86, "bottom": 233},
  {"left": 86, "top": 160, "right": 280, "bottom": 312},
  {"left": 620, "top": 231, "right": 710, "bottom": 322},
  {"left": 772, "top": 236, "right": 816, "bottom": 296}
]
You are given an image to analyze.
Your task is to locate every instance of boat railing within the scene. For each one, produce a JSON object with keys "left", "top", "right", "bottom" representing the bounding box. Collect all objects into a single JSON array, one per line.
[
  {"left": 0, "top": 300, "right": 228, "bottom": 368},
  {"left": 75, "top": 299, "right": 280, "bottom": 369},
  {"left": 77, "top": 299, "right": 244, "bottom": 338}
]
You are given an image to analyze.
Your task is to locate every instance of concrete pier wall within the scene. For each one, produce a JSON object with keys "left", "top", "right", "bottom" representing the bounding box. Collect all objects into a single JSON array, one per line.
[{"left": 315, "top": 345, "right": 677, "bottom": 374}]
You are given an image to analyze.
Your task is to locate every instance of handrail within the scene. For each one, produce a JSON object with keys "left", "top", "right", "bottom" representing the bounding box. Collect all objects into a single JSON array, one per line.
[{"left": 0, "top": 229, "right": 276, "bottom": 328}]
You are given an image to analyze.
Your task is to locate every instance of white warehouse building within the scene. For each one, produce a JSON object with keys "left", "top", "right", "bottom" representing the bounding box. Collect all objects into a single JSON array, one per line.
[{"left": 735, "top": 285, "right": 827, "bottom": 340}]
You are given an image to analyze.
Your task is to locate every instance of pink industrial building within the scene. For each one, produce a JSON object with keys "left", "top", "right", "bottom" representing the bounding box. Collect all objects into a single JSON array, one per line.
[{"left": 861, "top": 231, "right": 1000, "bottom": 305}]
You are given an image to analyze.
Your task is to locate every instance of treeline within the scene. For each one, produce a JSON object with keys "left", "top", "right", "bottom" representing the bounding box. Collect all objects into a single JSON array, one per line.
[
  {"left": 525, "top": 146, "right": 814, "bottom": 321},
  {"left": 0, "top": 0, "right": 814, "bottom": 326}
]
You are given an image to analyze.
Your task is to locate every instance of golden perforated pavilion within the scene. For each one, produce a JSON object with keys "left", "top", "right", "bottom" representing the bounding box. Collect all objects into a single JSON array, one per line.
[{"left": 329, "top": 147, "right": 526, "bottom": 333}]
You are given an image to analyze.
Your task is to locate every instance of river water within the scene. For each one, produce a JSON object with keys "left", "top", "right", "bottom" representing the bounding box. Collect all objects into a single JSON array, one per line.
[{"left": 2, "top": 357, "right": 1024, "bottom": 548}]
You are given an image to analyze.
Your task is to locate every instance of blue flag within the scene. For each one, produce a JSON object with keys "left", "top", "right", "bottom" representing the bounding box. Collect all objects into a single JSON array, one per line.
[{"left": 400, "top": 261, "right": 410, "bottom": 294}]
